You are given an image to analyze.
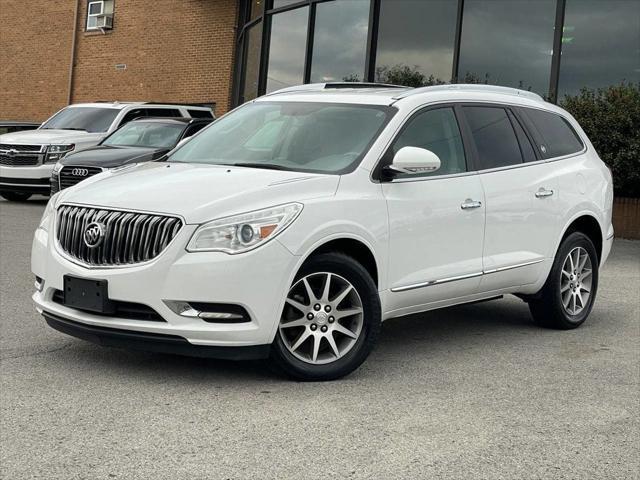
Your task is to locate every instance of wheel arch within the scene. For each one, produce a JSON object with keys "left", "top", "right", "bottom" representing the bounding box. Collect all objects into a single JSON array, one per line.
[
  {"left": 298, "top": 236, "right": 379, "bottom": 288},
  {"left": 559, "top": 213, "right": 603, "bottom": 262}
]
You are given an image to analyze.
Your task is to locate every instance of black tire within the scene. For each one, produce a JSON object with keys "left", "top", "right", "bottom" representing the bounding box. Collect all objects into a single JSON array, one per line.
[
  {"left": 0, "top": 191, "right": 32, "bottom": 202},
  {"left": 529, "top": 232, "right": 599, "bottom": 329},
  {"left": 270, "top": 252, "right": 381, "bottom": 381}
]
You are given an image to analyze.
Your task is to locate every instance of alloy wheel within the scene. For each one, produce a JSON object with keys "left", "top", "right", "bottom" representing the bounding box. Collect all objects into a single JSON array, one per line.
[
  {"left": 279, "top": 272, "right": 364, "bottom": 365},
  {"left": 560, "top": 246, "right": 593, "bottom": 316}
]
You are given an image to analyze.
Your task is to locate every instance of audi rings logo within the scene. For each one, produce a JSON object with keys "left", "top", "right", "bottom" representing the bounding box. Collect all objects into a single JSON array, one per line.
[
  {"left": 83, "top": 222, "right": 106, "bottom": 249},
  {"left": 71, "top": 168, "right": 89, "bottom": 177}
]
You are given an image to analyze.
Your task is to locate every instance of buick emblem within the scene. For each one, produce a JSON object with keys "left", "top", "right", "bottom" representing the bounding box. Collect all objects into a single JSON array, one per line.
[
  {"left": 83, "top": 222, "right": 105, "bottom": 248},
  {"left": 71, "top": 168, "right": 89, "bottom": 177}
]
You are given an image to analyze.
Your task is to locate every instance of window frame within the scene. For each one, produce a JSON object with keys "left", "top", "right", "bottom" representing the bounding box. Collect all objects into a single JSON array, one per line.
[
  {"left": 86, "top": 0, "right": 114, "bottom": 31},
  {"left": 374, "top": 103, "right": 475, "bottom": 183}
]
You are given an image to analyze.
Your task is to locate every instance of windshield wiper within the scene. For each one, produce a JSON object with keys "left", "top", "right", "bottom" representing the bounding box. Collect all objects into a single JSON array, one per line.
[{"left": 231, "top": 162, "right": 291, "bottom": 171}]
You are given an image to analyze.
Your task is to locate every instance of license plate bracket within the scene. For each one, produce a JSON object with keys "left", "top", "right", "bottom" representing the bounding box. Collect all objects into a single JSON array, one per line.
[{"left": 63, "top": 275, "right": 115, "bottom": 314}]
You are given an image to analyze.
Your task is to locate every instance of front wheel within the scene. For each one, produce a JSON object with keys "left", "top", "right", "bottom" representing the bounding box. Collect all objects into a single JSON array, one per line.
[
  {"left": 529, "top": 232, "right": 599, "bottom": 329},
  {"left": 271, "top": 253, "right": 381, "bottom": 381},
  {"left": 0, "top": 191, "right": 32, "bottom": 202}
]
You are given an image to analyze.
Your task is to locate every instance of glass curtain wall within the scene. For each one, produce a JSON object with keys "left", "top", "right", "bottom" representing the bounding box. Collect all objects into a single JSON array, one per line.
[{"left": 234, "top": 0, "right": 640, "bottom": 106}]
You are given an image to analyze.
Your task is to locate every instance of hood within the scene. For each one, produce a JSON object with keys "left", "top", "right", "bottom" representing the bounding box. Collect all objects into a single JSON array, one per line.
[
  {"left": 57, "top": 162, "right": 340, "bottom": 224},
  {"left": 60, "top": 146, "right": 168, "bottom": 168},
  {"left": 0, "top": 129, "right": 104, "bottom": 145}
]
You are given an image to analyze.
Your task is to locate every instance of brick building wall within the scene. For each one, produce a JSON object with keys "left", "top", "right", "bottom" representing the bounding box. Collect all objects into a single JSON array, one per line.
[
  {"left": 0, "top": 0, "right": 238, "bottom": 122},
  {"left": 0, "top": 0, "right": 77, "bottom": 122}
]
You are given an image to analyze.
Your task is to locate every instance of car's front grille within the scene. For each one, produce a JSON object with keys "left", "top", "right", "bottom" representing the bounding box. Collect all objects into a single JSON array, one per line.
[
  {"left": 0, "top": 144, "right": 45, "bottom": 166},
  {"left": 51, "top": 289, "right": 166, "bottom": 322},
  {"left": 0, "top": 144, "right": 43, "bottom": 152},
  {"left": 0, "top": 154, "right": 41, "bottom": 166},
  {"left": 59, "top": 166, "right": 103, "bottom": 190},
  {"left": 56, "top": 205, "right": 183, "bottom": 266}
]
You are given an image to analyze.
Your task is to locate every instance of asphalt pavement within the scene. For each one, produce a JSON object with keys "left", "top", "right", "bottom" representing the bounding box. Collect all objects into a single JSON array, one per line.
[{"left": 1, "top": 197, "right": 638, "bottom": 480}]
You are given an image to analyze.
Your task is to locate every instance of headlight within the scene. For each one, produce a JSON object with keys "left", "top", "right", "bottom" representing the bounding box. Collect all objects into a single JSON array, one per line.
[
  {"left": 45, "top": 144, "right": 75, "bottom": 163},
  {"left": 187, "top": 203, "right": 303, "bottom": 254},
  {"left": 52, "top": 162, "right": 64, "bottom": 174},
  {"left": 38, "top": 193, "right": 59, "bottom": 231}
]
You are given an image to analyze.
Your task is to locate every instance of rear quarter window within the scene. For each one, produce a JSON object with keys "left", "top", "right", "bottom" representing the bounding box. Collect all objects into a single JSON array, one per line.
[
  {"left": 188, "top": 109, "right": 214, "bottom": 119},
  {"left": 521, "top": 108, "right": 584, "bottom": 158}
]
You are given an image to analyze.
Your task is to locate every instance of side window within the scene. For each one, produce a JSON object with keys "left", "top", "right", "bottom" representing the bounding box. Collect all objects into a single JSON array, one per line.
[
  {"left": 119, "top": 108, "right": 146, "bottom": 126},
  {"left": 390, "top": 107, "right": 467, "bottom": 178},
  {"left": 463, "top": 106, "right": 523, "bottom": 170},
  {"left": 509, "top": 111, "right": 538, "bottom": 163},
  {"left": 187, "top": 109, "right": 214, "bottom": 119},
  {"left": 521, "top": 108, "right": 584, "bottom": 158},
  {"left": 145, "top": 108, "right": 181, "bottom": 118}
]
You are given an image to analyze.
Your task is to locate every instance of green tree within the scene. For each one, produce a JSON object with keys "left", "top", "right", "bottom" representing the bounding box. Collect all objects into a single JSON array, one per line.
[{"left": 560, "top": 83, "right": 640, "bottom": 198}]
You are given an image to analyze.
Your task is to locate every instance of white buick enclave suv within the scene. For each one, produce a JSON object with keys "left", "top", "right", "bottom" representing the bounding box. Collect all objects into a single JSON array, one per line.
[{"left": 31, "top": 83, "right": 614, "bottom": 380}]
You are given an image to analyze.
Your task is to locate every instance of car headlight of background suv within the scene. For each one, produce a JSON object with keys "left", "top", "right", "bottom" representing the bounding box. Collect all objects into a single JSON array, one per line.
[
  {"left": 45, "top": 144, "right": 75, "bottom": 163},
  {"left": 186, "top": 203, "right": 303, "bottom": 254}
]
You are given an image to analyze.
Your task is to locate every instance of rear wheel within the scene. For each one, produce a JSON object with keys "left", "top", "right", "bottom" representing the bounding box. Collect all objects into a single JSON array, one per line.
[
  {"left": 271, "top": 252, "right": 381, "bottom": 381},
  {"left": 529, "top": 232, "right": 599, "bottom": 329},
  {"left": 0, "top": 191, "right": 32, "bottom": 202}
]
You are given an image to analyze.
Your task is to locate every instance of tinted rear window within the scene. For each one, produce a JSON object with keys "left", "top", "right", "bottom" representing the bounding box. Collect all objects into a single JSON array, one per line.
[
  {"left": 188, "top": 109, "right": 214, "bottom": 119},
  {"left": 521, "top": 108, "right": 584, "bottom": 158},
  {"left": 463, "top": 106, "right": 523, "bottom": 169}
]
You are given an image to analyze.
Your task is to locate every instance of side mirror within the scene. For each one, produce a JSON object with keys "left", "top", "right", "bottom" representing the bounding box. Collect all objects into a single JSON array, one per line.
[{"left": 387, "top": 146, "right": 441, "bottom": 175}]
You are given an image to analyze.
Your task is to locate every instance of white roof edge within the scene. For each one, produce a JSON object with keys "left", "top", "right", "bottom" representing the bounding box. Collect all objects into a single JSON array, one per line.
[{"left": 392, "top": 84, "right": 545, "bottom": 102}]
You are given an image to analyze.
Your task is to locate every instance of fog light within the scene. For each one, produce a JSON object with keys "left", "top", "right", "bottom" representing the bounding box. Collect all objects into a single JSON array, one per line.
[
  {"left": 163, "top": 300, "right": 251, "bottom": 323},
  {"left": 34, "top": 276, "right": 44, "bottom": 292}
]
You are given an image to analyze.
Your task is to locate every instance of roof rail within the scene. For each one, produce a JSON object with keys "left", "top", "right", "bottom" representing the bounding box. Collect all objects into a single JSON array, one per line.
[
  {"left": 393, "top": 84, "right": 545, "bottom": 102},
  {"left": 143, "top": 102, "right": 215, "bottom": 108},
  {"left": 266, "top": 82, "right": 407, "bottom": 96}
]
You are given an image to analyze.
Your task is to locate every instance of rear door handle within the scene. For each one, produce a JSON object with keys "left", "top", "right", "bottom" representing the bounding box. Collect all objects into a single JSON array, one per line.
[
  {"left": 535, "top": 188, "right": 554, "bottom": 198},
  {"left": 461, "top": 199, "right": 482, "bottom": 210}
]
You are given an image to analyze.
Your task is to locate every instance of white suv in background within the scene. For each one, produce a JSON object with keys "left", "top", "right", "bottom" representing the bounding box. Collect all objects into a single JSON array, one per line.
[
  {"left": 0, "top": 102, "right": 213, "bottom": 201},
  {"left": 32, "top": 83, "right": 614, "bottom": 381}
]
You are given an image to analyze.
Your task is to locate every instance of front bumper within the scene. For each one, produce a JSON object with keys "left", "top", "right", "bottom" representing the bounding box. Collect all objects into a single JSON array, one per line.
[
  {"left": 32, "top": 223, "right": 300, "bottom": 352},
  {"left": 0, "top": 164, "right": 53, "bottom": 194},
  {"left": 43, "top": 311, "right": 270, "bottom": 359}
]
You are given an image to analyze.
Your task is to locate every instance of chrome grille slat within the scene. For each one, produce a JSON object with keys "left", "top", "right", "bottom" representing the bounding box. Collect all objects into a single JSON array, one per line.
[{"left": 55, "top": 205, "right": 183, "bottom": 266}]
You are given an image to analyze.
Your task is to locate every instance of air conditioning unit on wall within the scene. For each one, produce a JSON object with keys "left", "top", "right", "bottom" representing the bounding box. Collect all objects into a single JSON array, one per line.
[{"left": 94, "top": 13, "right": 113, "bottom": 30}]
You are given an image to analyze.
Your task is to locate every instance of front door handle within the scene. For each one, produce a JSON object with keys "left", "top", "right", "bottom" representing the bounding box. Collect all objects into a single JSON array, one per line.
[
  {"left": 535, "top": 187, "right": 554, "bottom": 198},
  {"left": 461, "top": 199, "right": 482, "bottom": 210}
]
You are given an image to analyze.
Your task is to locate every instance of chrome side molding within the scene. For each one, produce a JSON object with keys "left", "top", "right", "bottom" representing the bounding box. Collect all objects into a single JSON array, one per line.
[{"left": 391, "top": 259, "right": 545, "bottom": 293}]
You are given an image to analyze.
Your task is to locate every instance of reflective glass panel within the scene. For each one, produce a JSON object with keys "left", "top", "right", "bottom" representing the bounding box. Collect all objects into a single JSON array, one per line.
[
  {"left": 241, "top": 23, "right": 263, "bottom": 102},
  {"left": 458, "top": 0, "right": 556, "bottom": 95},
  {"left": 558, "top": 0, "right": 640, "bottom": 97},
  {"left": 376, "top": 0, "right": 457, "bottom": 86},
  {"left": 272, "top": 0, "right": 303, "bottom": 9},
  {"left": 266, "top": 7, "right": 309, "bottom": 92},
  {"left": 310, "top": 0, "right": 369, "bottom": 83}
]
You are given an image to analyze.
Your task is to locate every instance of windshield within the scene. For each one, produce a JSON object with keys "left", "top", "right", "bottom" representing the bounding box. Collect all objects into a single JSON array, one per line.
[
  {"left": 41, "top": 107, "right": 119, "bottom": 133},
  {"left": 102, "top": 122, "right": 185, "bottom": 148},
  {"left": 169, "top": 102, "right": 394, "bottom": 174}
]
